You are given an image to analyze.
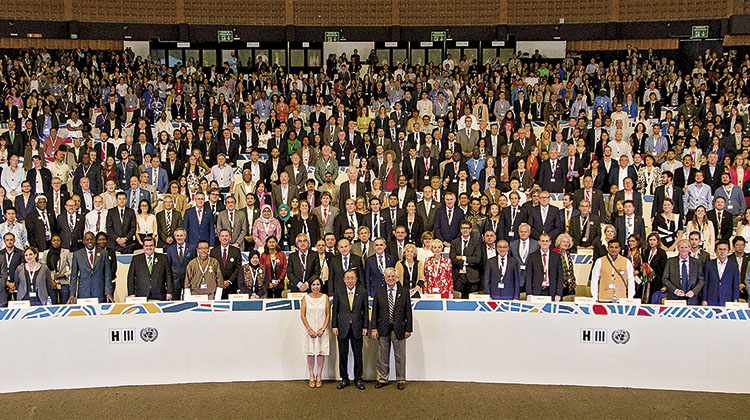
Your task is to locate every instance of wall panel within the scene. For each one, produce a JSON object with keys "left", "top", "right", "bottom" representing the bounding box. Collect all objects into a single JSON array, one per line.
[
  {"left": 0, "top": 0, "right": 64, "bottom": 22},
  {"left": 184, "top": 0, "right": 283, "bottom": 25},
  {"left": 73, "top": 0, "right": 177, "bottom": 24},
  {"left": 293, "top": 0, "right": 392, "bottom": 26}
]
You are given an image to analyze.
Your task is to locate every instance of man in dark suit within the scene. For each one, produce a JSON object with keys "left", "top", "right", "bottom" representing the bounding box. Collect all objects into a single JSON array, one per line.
[
  {"left": 370, "top": 267, "right": 412, "bottom": 390},
  {"left": 164, "top": 150, "right": 184, "bottom": 184},
  {"left": 700, "top": 152, "right": 724, "bottom": 192},
  {"left": 613, "top": 177, "right": 643, "bottom": 217},
  {"left": 308, "top": 103, "right": 327, "bottom": 130},
  {"left": 287, "top": 233, "right": 321, "bottom": 292},
  {"left": 673, "top": 155, "right": 697, "bottom": 190},
  {"left": 392, "top": 176, "right": 417, "bottom": 210},
  {"left": 105, "top": 192, "right": 137, "bottom": 254},
  {"left": 25, "top": 196, "right": 55, "bottom": 252},
  {"left": 300, "top": 179, "right": 322, "bottom": 210},
  {"left": 662, "top": 239, "right": 704, "bottom": 305},
  {"left": 537, "top": 148, "right": 566, "bottom": 193},
  {"left": 156, "top": 195, "right": 183, "bottom": 248},
  {"left": 513, "top": 91, "right": 530, "bottom": 117},
  {"left": 383, "top": 196, "right": 405, "bottom": 232},
  {"left": 57, "top": 199, "right": 84, "bottom": 252},
  {"left": 608, "top": 155, "right": 638, "bottom": 190},
  {"left": 126, "top": 237, "right": 173, "bottom": 300},
  {"left": 364, "top": 238, "right": 397, "bottom": 296},
  {"left": 338, "top": 171, "right": 367, "bottom": 215},
  {"left": 68, "top": 232, "right": 113, "bottom": 303},
  {"left": 331, "top": 132, "right": 355, "bottom": 167},
  {"left": 25, "top": 157, "right": 52, "bottom": 196},
  {"left": 433, "top": 192, "right": 463, "bottom": 243},
  {"left": 362, "top": 197, "right": 392, "bottom": 242},
  {"left": 702, "top": 240, "right": 740, "bottom": 306},
  {"left": 442, "top": 154, "right": 469, "bottom": 189},
  {"left": 209, "top": 229, "right": 242, "bottom": 298},
  {"left": 572, "top": 175, "right": 607, "bottom": 219},
  {"left": 569, "top": 200, "right": 601, "bottom": 252},
  {"left": 414, "top": 148, "right": 439, "bottom": 191},
  {"left": 498, "top": 192, "right": 527, "bottom": 241},
  {"left": 94, "top": 132, "right": 117, "bottom": 164},
  {"left": 329, "top": 238, "right": 364, "bottom": 294},
  {"left": 707, "top": 197, "right": 734, "bottom": 242},
  {"left": 525, "top": 234, "right": 565, "bottom": 300},
  {"left": 528, "top": 191, "right": 562, "bottom": 244},
  {"left": 216, "top": 129, "right": 241, "bottom": 165},
  {"left": 484, "top": 240, "right": 521, "bottom": 300},
  {"left": 729, "top": 237, "right": 750, "bottom": 300},
  {"left": 651, "top": 171, "right": 684, "bottom": 218},
  {"left": 166, "top": 228, "right": 196, "bottom": 300},
  {"left": 449, "top": 221, "right": 482, "bottom": 298},
  {"left": 614, "top": 200, "right": 646, "bottom": 249},
  {"left": 333, "top": 199, "right": 364, "bottom": 242},
  {"left": 416, "top": 186, "right": 440, "bottom": 233},
  {"left": 332, "top": 269, "right": 369, "bottom": 390},
  {"left": 0, "top": 121, "right": 21, "bottom": 157}
]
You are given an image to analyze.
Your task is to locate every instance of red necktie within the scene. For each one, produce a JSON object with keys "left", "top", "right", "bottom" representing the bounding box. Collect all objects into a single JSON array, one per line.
[
  {"left": 425, "top": 158, "right": 429, "bottom": 172},
  {"left": 586, "top": 190, "right": 591, "bottom": 201},
  {"left": 96, "top": 211, "right": 101, "bottom": 231},
  {"left": 542, "top": 253, "right": 548, "bottom": 286},
  {"left": 89, "top": 251, "right": 94, "bottom": 267},
  {"left": 222, "top": 248, "right": 227, "bottom": 265},
  {"left": 323, "top": 207, "right": 328, "bottom": 223}
]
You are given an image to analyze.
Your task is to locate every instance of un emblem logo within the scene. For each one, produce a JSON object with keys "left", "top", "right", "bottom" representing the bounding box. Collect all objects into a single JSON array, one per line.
[
  {"left": 140, "top": 327, "right": 159, "bottom": 343},
  {"left": 611, "top": 329, "right": 630, "bottom": 344}
]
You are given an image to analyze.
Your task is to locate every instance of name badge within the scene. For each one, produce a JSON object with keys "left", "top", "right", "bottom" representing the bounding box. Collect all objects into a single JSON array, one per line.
[
  {"left": 424, "top": 176, "right": 430, "bottom": 180},
  {"left": 29, "top": 292, "right": 37, "bottom": 298},
  {"left": 609, "top": 283, "right": 616, "bottom": 289},
  {"left": 727, "top": 203, "right": 733, "bottom": 210},
  {"left": 550, "top": 178, "right": 556, "bottom": 183},
  {"left": 582, "top": 237, "right": 588, "bottom": 242},
  {"left": 619, "top": 270, "right": 625, "bottom": 275},
  {"left": 508, "top": 231, "right": 514, "bottom": 237},
  {"left": 520, "top": 265, "right": 526, "bottom": 270},
  {"left": 452, "top": 179, "right": 457, "bottom": 183},
  {"left": 200, "top": 283, "right": 208, "bottom": 289},
  {"left": 498, "top": 282, "right": 505, "bottom": 289}
]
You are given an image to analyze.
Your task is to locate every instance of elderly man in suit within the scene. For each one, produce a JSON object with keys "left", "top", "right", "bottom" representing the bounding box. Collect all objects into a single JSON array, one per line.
[
  {"left": 569, "top": 200, "right": 601, "bottom": 252},
  {"left": 333, "top": 199, "right": 363, "bottom": 242},
  {"left": 127, "top": 236, "right": 173, "bottom": 300},
  {"left": 485, "top": 240, "right": 521, "bottom": 300},
  {"left": 525, "top": 234, "right": 565, "bottom": 300},
  {"left": 125, "top": 176, "right": 150, "bottom": 211},
  {"left": 702, "top": 240, "right": 740, "bottom": 307},
  {"left": 57, "top": 199, "right": 84, "bottom": 252},
  {"left": 68, "top": 232, "right": 113, "bottom": 303},
  {"left": 449, "top": 221, "right": 482, "bottom": 298},
  {"left": 338, "top": 168, "right": 367, "bottom": 213},
  {"left": 329, "top": 238, "right": 364, "bottom": 294},
  {"left": 105, "top": 192, "right": 137, "bottom": 254},
  {"left": 509, "top": 223, "right": 539, "bottom": 292},
  {"left": 662, "top": 239, "right": 704, "bottom": 305},
  {"left": 156, "top": 195, "right": 183, "bottom": 248},
  {"left": 166, "top": 228, "right": 196, "bottom": 300},
  {"left": 182, "top": 192, "right": 215, "bottom": 247},
  {"left": 433, "top": 192, "right": 463, "bottom": 243},
  {"left": 416, "top": 185, "right": 440, "bottom": 233},
  {"left": 371, "top": 267, "right": 412, "bottom": 390},
  {"left": 332, "top": 269, "right": 369, "bottom": 390},
  {"left": 528, "top": 191, "right": 562, "bottom": 244},
  {"left": 364, "top": 238, "right": 397, "bottom": 297},
  {"left": 287, "top": 233, "right": 322, "bottom": 292},
  {"left": 271, "top": 172, "right": 298, "bottom": 210},
  {"left": 573, "top": 175, "right": 607, "bottom": 219},
  {"left": 216, "top": 196, "right": 248, "bottom": 250}
]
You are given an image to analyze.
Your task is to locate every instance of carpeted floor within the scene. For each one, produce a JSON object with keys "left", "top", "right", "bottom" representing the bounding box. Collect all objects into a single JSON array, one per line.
[{"left": 2, "top": 381, "right": 748, "bottom": 419}]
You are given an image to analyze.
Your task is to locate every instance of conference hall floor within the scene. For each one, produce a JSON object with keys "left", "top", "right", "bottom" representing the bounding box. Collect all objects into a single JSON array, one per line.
[{"left": 2, "top": 380, "right": 748, "bottom": 419}]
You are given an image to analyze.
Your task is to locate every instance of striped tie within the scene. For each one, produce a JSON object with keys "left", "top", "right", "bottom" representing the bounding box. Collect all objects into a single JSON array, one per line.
[{"left": 388, "top": 288, "right": 394, "bottom": 323}]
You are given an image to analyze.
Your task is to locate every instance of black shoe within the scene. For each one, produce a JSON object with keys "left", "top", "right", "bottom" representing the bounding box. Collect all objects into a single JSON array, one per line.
[
  {"left": 397, "top": 382, "right": 406, "bottom": 390},
  {"left": 374, "top": 381, "right": 387, "bottom": 389},
  {"left": 336, "top": 380, "right": 350, "bottom": 389},
  {"left": 355, "top": 380, "right": 365, "bottom": 390}
]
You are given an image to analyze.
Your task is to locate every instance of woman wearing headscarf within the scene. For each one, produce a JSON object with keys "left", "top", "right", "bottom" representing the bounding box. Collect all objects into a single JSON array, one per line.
[
  {"left": 277, "top": 204, "right": 293, "bottom": 251},
  {"left": 252, "top": 204, "right": 281, "bottom": 251},
  {"left": 238, "top": 250, "right": 267, "bottom": 299},
  {"left": 40, "top": 234, "right": 72, "bottom": 305}
]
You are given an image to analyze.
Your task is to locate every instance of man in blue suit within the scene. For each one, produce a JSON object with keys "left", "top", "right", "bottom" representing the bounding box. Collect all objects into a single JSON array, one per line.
[
  {"left": 182, "top": 191, "right": 215, "bottom": 247},
  {"left": 361, "top": 197, "right": 392, "bottom": 242},
  {"left": 433, "top": 192, "right": 463, "bottom": 243},
  {"left": 702, "top": 240, "right": 740, "bottom": 306},
  {"left": 166, "top": 227, "right": 197, "bottom": 300},
  {"left": 484, "top": 240, "right": 521, "bottom": 300},
  {"left": 364, "top": 237, "right": 396, "bottom": 296},
  {"left": 126, "top": 176, "right": 151, "bottom": 210},
  {"left": 146, "top": 155, "right": 169, "bottom": 194},
  {"left": 608, "top": 155, "right": 638, "bottom": 190},
  {"left": 68, "top": 232, "right": 113, "bottom": 303}
]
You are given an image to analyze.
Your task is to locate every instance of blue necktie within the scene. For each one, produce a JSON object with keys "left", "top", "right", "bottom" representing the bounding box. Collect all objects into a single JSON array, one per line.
[{"left": 681, "top": 260, "right": 688, "bottom": 292}]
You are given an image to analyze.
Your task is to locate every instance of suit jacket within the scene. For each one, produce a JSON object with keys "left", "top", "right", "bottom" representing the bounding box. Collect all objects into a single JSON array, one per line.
[
  {"left": 525, "top": 250, "right": 565, "bottom": 297},
  {"left": 614, "top": 214, "right": 646, "bottom": 249},
  {"left": 613, "top": 190, "right": 643, "bottom": 217},
  {"left": 529, "top": 205, "right": 563, "bottom": 243},
  {"left": 56, "top": 212, "right": 84, "bottom": 250},
  {"left": 146, "top": 167, "right": 169, "bottom": 194},
  {"left": 707, "top": 209, "right": 734, "bottom": 241},
  {"left": 127, "top": 252, "right": 173, "bottom": 299},
  {"left": 673, "top": 166, "right": 697, "bottom": 190},
  {"left": 105, "top": 207, "right": 137, "bottom": 250},
  {"left": 450, "top": 235, "right": 483, "bottom": 284},
  {"left": 499, "top": 205, "right": 528, "bottom": 242},
  {"left": 703, "top": 258, "right": 740, "bottom": 306},
  {"left": 166, "top": 242, "right": 196, "bottom": 292},
  {"left": 370, "top": 283, "right": 412, "bottom": 339},
  {"left": 156, "top": 209, "right": 183, "bottom": 248},
  {"left": 69, "top": 247, "right": 112, "bottom": 301},
  {"left": 25, "top": 168, "right": 52, "bottom": 196},
  {"left": 572, "top": 189, "right": 606, "bottom": 219},
  {"left": 333, "top": 211, "right": 363, "bottom": 241},
  {"left": 509, "top": 237, "right": 540, "bottom": 286},
  {"left": 331, "top": 140, "right": 355, "bottom": 166},
  {"left": 414, "top": 157, "right": 439, "bottom": 191},
  {"left": 25, "top": 209, "right": 55, "bottom": 252},
  {"left": 299, "top": 190, "right": 322, "bottom": 209},
  {"left": 215, "top": 209, "right": 248, "bottom": 249},
  {"left": 364, "top": 253, "right": 397, "bottom": 296},
  {"left": 271, "top": 184, "right": 298, "bottom": 209},
  {"left": 216, "top": 138, "right": 241, "bottom": 164},
  {"left": 662, "top": 256, "right": 704, "bottom": 304},
  {"left": 651, "top": 184, "right": 684, "bottom": 218},
  {"left": 569, "top": 214, "right": 601, "bottom": 252},
  {"left": 538, "top": 159, "right": 566, "bottom": 193},
  {"left": 329, "top": 252, "right": 365, "bottom": 294},
  {"left": 362, "top": 211, "right": 392, "bottom": 242},
  {"left": 338, "top": 181, "right": 367, "bottom": 213},
  {"left": 182, "top": 206, "right": 215, "bottom": 247},
  {"left": 284, "top": 164, "right": 308, "bottom": 189},
  {"left": 416, "top": 199, "right": 440, "bottom": 232},
  {"left": 287, "top": 250, "right": 322, "bottom": 292},
  {"left": 209, "top": 245, "right": 242, "bottom": 294},
  {"left": 312, "top": 205, "right": 339, "bottom": 235},
  {"left": 700, "top": 164, "right": 725, "bottom": 192},
  {"left": 331, "top": 285, "right": 369, "bottom": 338},
  {"left": 484, "top": 255, "right": 521, "bottom": 300},
  {"left": 13, "top": 194, "right": 36, "bottom": 222},
  {"left": 433, "top": 206, "right": 464, "bottom": 243},
  {"left": 608, "top": 165, "right": 638, "bottom": 187},
  {"left": 729, "top": 253, "right": 750, "bottom": 289}
]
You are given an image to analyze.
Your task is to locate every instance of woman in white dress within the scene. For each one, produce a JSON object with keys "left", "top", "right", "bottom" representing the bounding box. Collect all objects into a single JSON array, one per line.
[{"left": 300, "top": 278, "right": 330, "bottom": 388}]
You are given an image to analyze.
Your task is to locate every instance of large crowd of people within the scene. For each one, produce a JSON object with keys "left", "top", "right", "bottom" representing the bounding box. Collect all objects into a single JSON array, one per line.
[{"left": 0, "top": 45, "right": 748, "bottom": 313}]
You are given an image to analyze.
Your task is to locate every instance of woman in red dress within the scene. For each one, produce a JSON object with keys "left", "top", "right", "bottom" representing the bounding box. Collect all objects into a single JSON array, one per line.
[{"left": 423, "top": 239, "right": 453, "bottom": 298}]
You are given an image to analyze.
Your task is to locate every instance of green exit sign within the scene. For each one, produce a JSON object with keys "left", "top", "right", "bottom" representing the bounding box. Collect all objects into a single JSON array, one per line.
[
  {"left": 431, "top": 31, "right": 446, "bottom": 42},
  {"left": 691, "top": 25, "right": 708, "bottom": 39},
  {"left": 218, "top": 30, "right": 233, "bottom": 43},
  {"left": 324, "top": 31, "right": 339, "bottom": 42}
]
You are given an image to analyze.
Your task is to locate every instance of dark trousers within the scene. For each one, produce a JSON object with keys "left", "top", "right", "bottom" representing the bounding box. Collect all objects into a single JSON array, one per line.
[
  {"left": 267, "top": 287, "right": 283, "bottom": 299},
  {"left": 337, "top": 328, "right": 363, "bottom": 381},
  {"left": 453, "top": 274, "right": 479, "bottom": 299},
  {"left": 50, "top": 284, "right": 70, "bottom": 305}
]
